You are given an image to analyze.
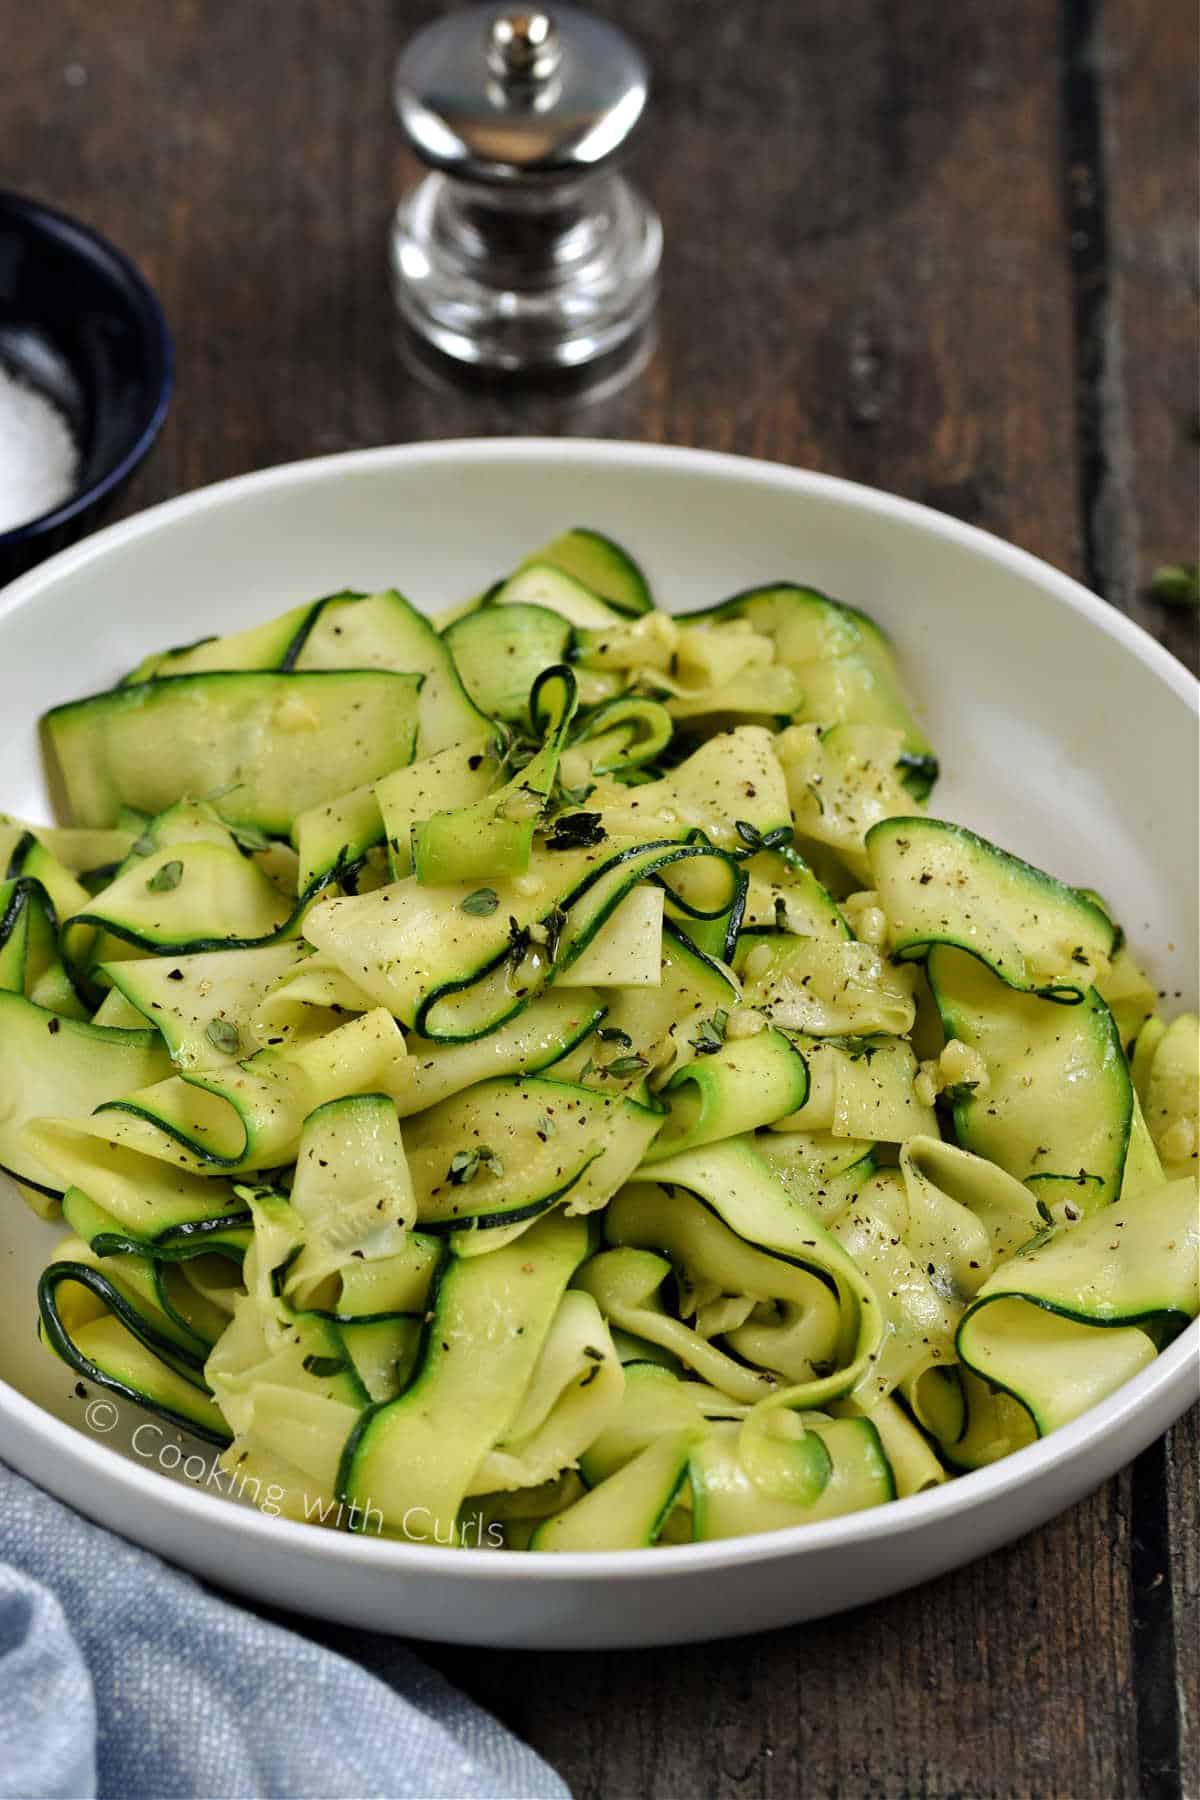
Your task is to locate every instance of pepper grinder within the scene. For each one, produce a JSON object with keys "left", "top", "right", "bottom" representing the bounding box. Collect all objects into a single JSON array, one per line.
[{"left": 390, "top": 3, "right": 661, "bottom": 372}]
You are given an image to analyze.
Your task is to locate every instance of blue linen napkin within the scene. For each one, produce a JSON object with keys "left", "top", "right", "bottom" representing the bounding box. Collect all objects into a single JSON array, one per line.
[{"left": 0, "top": 1459, "right": 570, "bottom": 1800}]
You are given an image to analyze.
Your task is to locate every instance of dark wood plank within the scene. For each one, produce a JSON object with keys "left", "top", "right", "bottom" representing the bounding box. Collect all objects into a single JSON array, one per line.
[
  {"left": 1, "top": 2, "right": 1193, "bottom": 1796},
  {"left": 425, "top": 1472, "right": 1141, "bottom": 1798},
  {"left": 2, "top": 0, "right": 1086, "bottom": 567},
  {"left": 1101, "top": 0, "right": 1200, "bottom": 674},
  {"left": 1167, "top": 1409, "right": 1200, "bottom": 1800},
  {"left": 1100, "top": 7, "right": 1199, "bottom": 1793}
]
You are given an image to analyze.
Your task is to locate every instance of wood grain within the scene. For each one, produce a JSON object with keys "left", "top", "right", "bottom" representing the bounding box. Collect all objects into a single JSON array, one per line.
[
  {"left": 1100, "top": 0, "right": 1200, "bottom": 674},
  {"left": 1097, "top": 9, "right": 1199, "bottom": 1795},
  {"left": 1168, "top": 1412, "right": 1200, "bottom": 1800},
  {"left": 1, "top": 1, "right": 1196, "bottom": 1794},
  {"left": 426, "top": 1474, "right": 1141, "bottom": 1797}
]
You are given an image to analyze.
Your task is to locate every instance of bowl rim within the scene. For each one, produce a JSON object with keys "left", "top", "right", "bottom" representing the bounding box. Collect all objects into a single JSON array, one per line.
[
  {"left": 0, "top": 436, "right": 1196, "bottom": 1582},
  {"left": 0, "top": 187, "right": 174, "bottom": 548}
]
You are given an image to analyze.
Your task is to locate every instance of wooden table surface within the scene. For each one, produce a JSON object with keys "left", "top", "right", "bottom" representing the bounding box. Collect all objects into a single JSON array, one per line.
[{"left": 5, "top": 2, "right": 1197, "bottom": 1795}]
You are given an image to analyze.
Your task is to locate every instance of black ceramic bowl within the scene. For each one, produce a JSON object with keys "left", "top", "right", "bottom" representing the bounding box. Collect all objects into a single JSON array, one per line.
[{"left": 0, "top": 190, "right": 173, "bottom": 585}]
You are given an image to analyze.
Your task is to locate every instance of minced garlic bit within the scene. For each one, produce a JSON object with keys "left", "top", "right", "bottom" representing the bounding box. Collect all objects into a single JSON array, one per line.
[
  {"left": 694, "top": 1293, "right": 756, "bottom": 1339},
  {"left": 1158, "top": 1116, "right": 1196, "bottom": 1166},
  {"left": 498, "top": 788, "right": 542, "bottom": 823},
  {"left": 741, "top": 942, "right": 775, "bottom": 981},
  {"left": 936, "top": 1038, "right": 989, "bottom": 1095},
  {"left": 273, "top": 694, "right": 321, "bottom": 732},
  {"left": 724, "top": 1006, "right": 768, "bottom": 1040},
  {"left": 672, "top": 619, "right": 774, "bottom": 691},
  {"left": 913, "top": 1061, "right": 939, "bottom": 1109},
  {"left": 914, "top": 1039, "right": 990, "bottom": 1107},
  {"left": 842, "top": 889, "right": 889, "bottom": 948},
  {"left": 771, "top": 723, "right": 817, "bottom": 763},
  {"left": 581, "top": 611, "right": 680, "bottom": 672}
]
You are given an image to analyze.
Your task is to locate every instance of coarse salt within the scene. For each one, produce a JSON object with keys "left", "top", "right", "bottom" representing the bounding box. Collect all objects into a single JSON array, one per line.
[{"left": 0, "top": 364, "right": 79, "bottom": 534}]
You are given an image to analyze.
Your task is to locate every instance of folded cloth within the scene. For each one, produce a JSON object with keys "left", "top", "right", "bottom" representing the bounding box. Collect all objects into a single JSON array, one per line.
[{"left": 0, "top": 1459, "right": 570, "bottom": 1800}]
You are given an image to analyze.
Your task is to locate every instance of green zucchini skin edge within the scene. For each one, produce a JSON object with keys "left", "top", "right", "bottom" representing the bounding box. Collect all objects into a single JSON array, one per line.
[
  {"left": 1, "top": 873, "right": 94, "bottom": 1015},
  {"left": 60, "top": 853, "right": 350, "bottom": 984},
  {"left": 277, "top": 592, "right": 365, "bottom": 670},
  {"left": 38, "top": 1262, "right": 233, "bottom": 1447},
  {"left": 118, "top": 591, "right": 361, "bottom": 684},
  {"left": 90, "top": 1098, "right": 251, "bottom": 1171},
  {"left": 413, "top": 838, "right": 743, "bottom": 1041},
  {"left": 957, "top": 1288, "right": 1192, "bottom": 1364},
  {"left": 0, "top": 1159, "right": 62, "bottom": 1203},
  {"left": 681, "top": 580, "right": 889, "bottom": 641},
  {"left": 867, "top": 814, "right": 1115, "bottom": 998},
  {"left": 420, "top": 1158, "right": 600, "bottom": 1236},
  {"left": 44, "top": 662, "right": 421, "bottom": 720},
  {"left": 88, "top": 1216, "right": 254, "bottom": 1258},
  {"left": 332, "top": 1244, "right": 456, "bottom": 1505},
  {"left": 553, "top": 527, "right": 653, "bottom": 618},
  {"left": 607, "top": 1184, "right": 844, "bottom": 1306},
  {"left": 4, "top": 834, "right": 41, "bottom": 883}
]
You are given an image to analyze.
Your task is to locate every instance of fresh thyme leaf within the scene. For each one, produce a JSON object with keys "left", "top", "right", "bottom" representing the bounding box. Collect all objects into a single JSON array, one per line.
[
  {"left": 230, "top": 822, "right": 272, "bottom": 854},
  {"left": 604, "top": 1054, "right": 649, "bottom": 1078},
  {"left": 448, "top": 1145, "right": 502, "bottom": 1185},
  {"left": 689, "top": 1008, "right": 729, "bottom": 1055},
  {"left": 942, "top": 1080, "right": 979, "bottom": 1105},
  {"left": 146, "top": 859, "right": 183, "bottom": 893},
  {"left": 558, "top": 780, "right": 595, "bottom": 807},
  {"left": 542, "top": 904, "right": 567, "bottom": 961},
  {"left": 1148, "top": 562, "right": 1200, "bottom": 607},
  {"left": 734, "top": 819, "right": 763, "bottom": 849},
  {"left": 131, "top": 833, "right": 155, "bottom": 857},
  {"left": 448, "top": 1149, "right": 481, "bottom": 1185},
  {"left": 497, "top": 726, "right": 540, "bottom": 775},
  {"left": 205, "top": 1018, "right": 241, "bottom": 1056},
  {"left": 597, "top": 1026, "right": 633, "bottom": 1047},
  {"left": 824, "top": 1036, "right": 881, "bottom": 1064},
  {"left": 535, "top": 1112, "right": 556, "bottom": 1138},
  {"left": 302, "top": 1354, "right": 347, "bottom": 1378},
  {"left": 461, "top": 887, "right": 500, "bottom": 916}
]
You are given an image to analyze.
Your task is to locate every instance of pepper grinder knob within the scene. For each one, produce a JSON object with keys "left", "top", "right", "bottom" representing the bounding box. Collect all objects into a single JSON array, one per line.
[{"left": 391, "top": 2, "right": 662, "bottom": 372}]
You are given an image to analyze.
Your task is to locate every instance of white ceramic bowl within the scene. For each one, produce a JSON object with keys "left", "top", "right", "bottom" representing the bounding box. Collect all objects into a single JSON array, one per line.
[{"left": 1, "top": 441, "right": 1196, "bottom": 1649}]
